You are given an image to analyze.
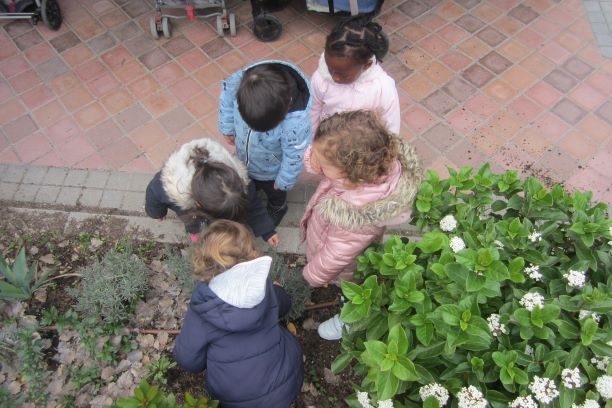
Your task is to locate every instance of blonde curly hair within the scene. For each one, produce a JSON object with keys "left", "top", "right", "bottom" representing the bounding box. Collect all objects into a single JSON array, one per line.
[
  {"left": 191, "top": 220, "right": 261, "bottom": 282},
  {"left": 314, "top": 110, "right": 399, "bottom": 185}
]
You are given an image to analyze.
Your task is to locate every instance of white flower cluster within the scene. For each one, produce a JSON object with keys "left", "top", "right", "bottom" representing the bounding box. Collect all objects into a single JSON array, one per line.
[
  {"left": 525, "top": 344, "right": 534, "bottom": 357},
  {"left": 494, "top": 240, "right": 504, "bottom": 249},
  {"left": 591, "top": 356, "right": 611, "bottom": 371},
  {"left": 457, "top": 386, "right": 488, "bottom": 408},
  {"left": 357, "top": 392, "right": 372, "bottom": 408},
  {"left": 356, "top": 392, "right": 394, "bottom": 408},
  {"left": 561, "top": 367, "right": 582, "bottom": 389},
  {"left": 529, "top": 376, "right": 559, "bottom": 404},
  {"left": 419, "top": 383, "right": 449, "bottom": 406},
  {"left": 528, "top": 231, "right": 542, "bottom": 242},
  {"left": 564, "top": 270, "right": 586, "bottom": 288},
  {"left": 450, "top": 236, "right": 466, "bottom": 253},
  {"left": 524, "top": 264, "right": 543, "bottom": 281},
  {"left": 509, "top": 395, "right": 538, "bottom": 408},
  {"left": 572, "top": 399, "right": 599, "bottom": 408},
  {"left": 579, "top": 310, "right": 601, "bottom": 323},
  {"left": 520, "top": 292, "right": 544, "bottom": 311},
  {"left": 596, "top": 375, "right": 612, "bottom": 399},
  {"left": 440, "top": 215, "right": 458, "bottom": 232},
  {"left": 486, "top": 314, "right": 507, "bottom": 337}
]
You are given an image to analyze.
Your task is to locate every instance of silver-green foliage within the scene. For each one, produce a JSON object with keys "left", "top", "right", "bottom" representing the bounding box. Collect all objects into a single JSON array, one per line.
[
  {"left": 332, "top": 164, "right": 612, "bottom": 407},
  {"left": 268, "top": 252, "right": 311, "bottom": 321},
  {"left": 164, "top": 245, "right": 195, "bottom": 292},
  {"left": 70, "top": 249, "right": 150, "bottom": 324},
  {"left": 0, "top": 247, "right": 52, "bottom": 300}
]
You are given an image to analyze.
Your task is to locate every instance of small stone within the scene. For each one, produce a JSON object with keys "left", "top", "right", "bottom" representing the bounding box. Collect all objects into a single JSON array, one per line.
[
  {"left": 29, "top": 246, "right": 39, "bottom": 255},
  {"left": 157, "top": 332, "right": 169, "bottom": 349},
  {"left": 116, "top": 359, "right": 131, "bottom": 373},
  {"left": 8, "top": 380, "right": 21, "bottom": 394},
  {"left": 302, "top": 318, "right": 317, "bottom": 330},
  {"left": 116, "top": 371, "right": 134, "bottom": 389},
  {"left": 111, "top": 335, "right": 123, "bottom": 347},
  {"left": 90, "top": 395, "right": 113, "bottom": 407},
  {"left": 137, "top": 334, "right": 155, "bottom": 349},
  {"left": 127, "top": 350, "right": 143, "bottom": 362},
  {"left": 101, "top": 366, "right": 115, "bottom": 381},
  {"left": 89, "top": 238, "right": 103, "bottom": 250},
  {"left": 58, "top": 240, "right": 69, "bottom": 248},
  {"left": 39, "top": 254, "right": 55, "bottom": 264},
  {"left": 33, "top": 287, "right": 47, "bottom": 303},
  {"left": 323, "top": 368, "right": 340, "bottom": 385}
]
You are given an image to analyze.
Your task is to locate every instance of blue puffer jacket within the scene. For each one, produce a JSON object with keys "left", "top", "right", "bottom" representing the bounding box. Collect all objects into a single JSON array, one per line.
[
  {"left": 173, "top": 256, "right": 303, "bottom": 408},
  {"left": 218, "top": 60, "right": 312, "bottom": 191}
]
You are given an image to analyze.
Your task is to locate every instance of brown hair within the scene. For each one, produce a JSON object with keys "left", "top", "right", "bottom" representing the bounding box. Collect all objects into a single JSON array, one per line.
[
  {"left": 191, "top": 220, "right": 261, "bottom": 282},
  {"left": 314, "top": 110, "right": 399, "bottom": 185},
  {"left": 179, "top": 147, "right": 248, "bottom": 225}
]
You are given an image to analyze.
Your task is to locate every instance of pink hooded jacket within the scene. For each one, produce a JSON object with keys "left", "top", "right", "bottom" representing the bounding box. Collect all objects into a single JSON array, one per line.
[
  {"left": 300, "top": 140, "right": 421, "bottom": 287},
  {"left": 309, "top": 53, "right": 401, "bottom": 135}
]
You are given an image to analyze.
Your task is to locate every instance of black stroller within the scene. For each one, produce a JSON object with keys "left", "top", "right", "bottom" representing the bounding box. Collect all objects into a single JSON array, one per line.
[
  {"left": 250, "top": 0, "right": 384, "bottom": 42},
  {"left": 0, "top": 0, "right": 62, "bottom": 30}
]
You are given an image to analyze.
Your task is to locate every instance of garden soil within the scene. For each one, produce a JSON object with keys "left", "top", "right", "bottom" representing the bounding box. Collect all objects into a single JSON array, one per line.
[{"left": 0, "top": 208, "right": 359, "bottom": 407}]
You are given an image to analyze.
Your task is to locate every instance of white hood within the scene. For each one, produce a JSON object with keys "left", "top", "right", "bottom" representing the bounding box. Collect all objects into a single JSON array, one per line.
[{"left": 208, "top": 256, "right": 272, "bottom": 309}]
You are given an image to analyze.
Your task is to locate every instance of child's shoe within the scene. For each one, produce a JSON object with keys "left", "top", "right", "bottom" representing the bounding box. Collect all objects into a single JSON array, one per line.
[
  {"left": 190, "top": 233, "right": 199, "bottom": 243},
  {"left": 268, "top": 203, "right": 288, "bottom": 226},
  {"left": 317, "top": 314, "right": 348, "bottom": 340}
]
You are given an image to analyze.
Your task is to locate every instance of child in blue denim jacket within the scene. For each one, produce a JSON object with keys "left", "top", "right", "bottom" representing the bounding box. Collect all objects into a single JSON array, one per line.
[{"left": 219, "top": 60, "right": 312, "bottom": 228}]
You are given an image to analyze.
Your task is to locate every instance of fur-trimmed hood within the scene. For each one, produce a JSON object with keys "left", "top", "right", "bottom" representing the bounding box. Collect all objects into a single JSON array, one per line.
[
  {"left": 161, "top": 138, "right": 248, "bottom": 209},
  {"left": 316, "top": 139, "right": 421, "bottom": 228}
]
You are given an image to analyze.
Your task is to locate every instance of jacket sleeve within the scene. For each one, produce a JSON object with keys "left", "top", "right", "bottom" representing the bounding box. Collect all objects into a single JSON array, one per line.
[
  {"left": 309, "top": 72, "right": 324, "bottom": 133},
  {"left": 273, "top": 285, "right": 292, "bottom": 319},
  {"left": 218, "top": 71, "right": 243, "bottom": 137},
  {"left": 173, "top": 308, "right": 209, "bottom": 373},
  {"left": 380, "top": 78, "right": 401, "bottom": 135},
  {"left": 302, "top": 225, "right": 378, "bottom": 287},
  {"left": 302, "top": 145, "right": 322, "bottom": 175},
  {"left": 245, "top": 181, "right": 277, "bottom": 241},
  {"left": 275, "top": 117, "right": 311, "bottom": 191},
  {"left": 145, "top": 172, "right": 169, "bottom": 219}
]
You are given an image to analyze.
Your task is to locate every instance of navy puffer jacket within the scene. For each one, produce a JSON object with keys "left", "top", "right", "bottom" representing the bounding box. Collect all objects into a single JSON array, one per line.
[{"left": 173, "top": 256, "right": 303, "bottom": 408}]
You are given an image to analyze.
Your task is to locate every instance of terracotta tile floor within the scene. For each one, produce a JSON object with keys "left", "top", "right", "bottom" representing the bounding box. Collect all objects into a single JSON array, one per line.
[{"left": 0, "top": 0, "right": 610, "bottom": 202}]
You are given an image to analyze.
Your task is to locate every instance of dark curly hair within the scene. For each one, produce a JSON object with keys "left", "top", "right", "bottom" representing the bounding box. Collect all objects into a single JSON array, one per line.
[
  {"left": 325, "top": 15, "right": 389, "bottom": 64},
  {"left": 314, "top": 110, "right": 399, "bottom": 185}
]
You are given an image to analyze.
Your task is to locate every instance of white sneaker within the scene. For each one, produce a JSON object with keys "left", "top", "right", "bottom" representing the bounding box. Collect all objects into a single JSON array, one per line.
[{"left": 317, "top": 314, "right": 348, "bottom": 340}]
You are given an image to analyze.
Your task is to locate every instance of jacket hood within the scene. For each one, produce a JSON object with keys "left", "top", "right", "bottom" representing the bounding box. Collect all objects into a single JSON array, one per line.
[
  {"left": 161, "top": 138, "right": 248, "bottom": 209},
  {"left": 316, "top": 52, "right": 380, "bottom": 86},
  {"left": 246, "top": 60, "right": 313, "bottom": 113},
  {"left": 189, "top": 256, "right": 273, "bottom": 332},
  {"left": 317, "top": 139, "right": 422, "bottom": 228}
]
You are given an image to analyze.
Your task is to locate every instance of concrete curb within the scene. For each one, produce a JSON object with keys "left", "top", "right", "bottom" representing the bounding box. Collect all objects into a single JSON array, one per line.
[{"left": 1, "top": 163, "right": 423, "bottom": 254}]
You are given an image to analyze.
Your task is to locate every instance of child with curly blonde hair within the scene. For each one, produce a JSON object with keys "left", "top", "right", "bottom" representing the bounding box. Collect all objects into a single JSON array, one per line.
[
  {"left": 301, "top": 110, "right": 421, "bottom": 340},
  {"left": 173, "top": 220, "right": 303, "bottom": 407}
]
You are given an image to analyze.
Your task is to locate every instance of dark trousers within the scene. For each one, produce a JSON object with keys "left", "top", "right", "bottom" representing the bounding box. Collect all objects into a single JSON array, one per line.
[{"left": 252, "top": 179, "right": 287, "bottom": 210}]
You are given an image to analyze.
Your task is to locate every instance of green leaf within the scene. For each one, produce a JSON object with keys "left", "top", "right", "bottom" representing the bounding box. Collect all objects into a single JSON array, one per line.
[
  {"left": 416, "top": 324, "right": 434, "bottom": 346},
  {"left": 363, "top": 341, "right": 387, "bottom": 364},
  {"left": 539, "top": 304, "right": 560, "bottom": 323},
  {"left": 513, "top": 368, "right": 529, "bottom": 385},
  {"left": 376, "top": 369, "right": 399, "bottom": 401},
  {"left": 492, "top": 351, "right": 507, "bottom": 368},
  {"left": 366, "top": 314, "right": 389, "bottom": 341},
  {"left": 388, "top": 325, "right": 409, "bottom": 355},
  {"left": 0, "top": 281, "right": 29, "bottom": 300},
  {"left": 543, "top": 359, "right": 560, "bottom": 378},
  {"left": 392, "top": 355, "right": 419, "bottom": 381},
  {"left": 331, "top": 352, "right": 353, "bottom": 374},
  {"left": 406, "top": 291, "right": 425, "bottom": 303},
  {"left": 423, "top": 396, "right": 441, "bottom": 408},
  {"left": 581, "top": 318, "right": 598, "bottom": 346},
  {"left": 556, "top": 320, "right": 580, "bottom": 339},
  {"left": 513, "top": 308, "right": 531, "bottom": 327},
  {"left": 590, "top": 341, "right": 612, "bottom": 357},
  {"left": 466, "top": 272, "right": 486, "bottom": 292},
  {"left": 340, "top": 303, "right": 365, "bottom": 324},
  {"left": 566, "top": 345, "right": 584, "bottom": 368},
  {"left": 341, "top": 281, "right": 362, "bottom": 301},
  {"left": 439, "top": 305, "right": 461, "bottom": 326},
  {"left": 559, "top": 386, "right": 576, "bottom": 407},
  {"left": 445, "top": 263, "right": 469, "bottom": 287}
]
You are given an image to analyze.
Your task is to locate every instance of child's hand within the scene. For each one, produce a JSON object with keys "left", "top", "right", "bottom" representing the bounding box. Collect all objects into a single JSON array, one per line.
[
  {"left": 267, "top": 234, "right": 280, "bottom": 248},
  {"left": 273, "top": 280, "right": 283, "bottom": 287},
  {"left": 223, "top": 135, "right": 235, "bottom": 146},
  {"left": 273, "top": 183, "right": 280, "bottom": 190}
]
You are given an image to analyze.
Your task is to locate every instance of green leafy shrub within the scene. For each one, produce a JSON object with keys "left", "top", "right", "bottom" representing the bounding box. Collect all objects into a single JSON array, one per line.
[
  {"left": 268, "top": 252, "right": 311, "bottom": 320},
  {"left": 332, "top": 164, "right": 612, "bottom": 407},
  {"left": 69, "top": 249, "right": 149, "bottom": 324},
  {"left": 0, "top": 247, "right": 52, "bottom": 300},
  {"left": 145, "top": 355, "right": 177, "bottom": 386},
  {"left": 114, "top": 380, "right": 218, "bottom": 408}
]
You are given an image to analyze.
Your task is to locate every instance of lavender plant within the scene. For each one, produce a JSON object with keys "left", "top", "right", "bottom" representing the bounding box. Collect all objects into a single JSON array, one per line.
[{"left": 332, "top": 164, "right": 612, "bottom": 408}]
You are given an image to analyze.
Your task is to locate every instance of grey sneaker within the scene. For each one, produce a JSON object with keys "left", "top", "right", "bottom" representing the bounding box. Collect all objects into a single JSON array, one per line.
[{"left": 317, "top": 314, "right": 348, "bottom": 341}]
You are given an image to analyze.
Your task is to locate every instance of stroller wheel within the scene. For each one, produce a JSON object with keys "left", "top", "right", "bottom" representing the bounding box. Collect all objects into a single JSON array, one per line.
[
  {"left": 162, "top": 17, "right": 172, "bottom": 39},
  {"left": 150, "top": 16, "right": 160, "bottom": 39},
  {"left": 229, "top": 13, "right": 236, "bottom": 37},
  {"left": 216, "top": 15, "right": 225, "bottom": 37},
  {"left": 41, "top": 0, "right": 62, "bottom": 31},
  {"left": 252, "top": 14, "right": 282, "bottom": 43}
]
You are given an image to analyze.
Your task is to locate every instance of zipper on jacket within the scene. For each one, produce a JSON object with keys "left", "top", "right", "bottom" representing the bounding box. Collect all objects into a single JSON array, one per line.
[{"left": 245, "top": 128, "right": 252, "bottom": 167}]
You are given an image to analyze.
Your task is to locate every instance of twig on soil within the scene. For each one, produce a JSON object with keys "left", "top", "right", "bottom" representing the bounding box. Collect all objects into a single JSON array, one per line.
[
  {"left": 304, "top": 300, "right": 339, "bottom": 311},
  {"left": 44, "top": 273, "right": 82, "bottom": 282}
]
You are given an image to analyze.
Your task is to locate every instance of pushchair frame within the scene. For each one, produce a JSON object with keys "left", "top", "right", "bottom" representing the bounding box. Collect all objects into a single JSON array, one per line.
[
  {"left": 148, "top": 0, "right": 236, "bottom": 39},
  {"left": 0, "top": 0, "right": 62, "bottom": 31}
]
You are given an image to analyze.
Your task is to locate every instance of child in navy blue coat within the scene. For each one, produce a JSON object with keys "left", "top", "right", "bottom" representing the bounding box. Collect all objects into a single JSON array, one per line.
[{"left": 173, "top": 220, "right": 303, "bottom": 408}]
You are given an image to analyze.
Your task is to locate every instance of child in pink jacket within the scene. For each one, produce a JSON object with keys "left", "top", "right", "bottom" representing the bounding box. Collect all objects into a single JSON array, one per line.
[
  {"left": 301, "top": 110, "right": 421, "bottom": 340},
  {"left": 309, "top": 16, "right": 400, "bottom": 135}
]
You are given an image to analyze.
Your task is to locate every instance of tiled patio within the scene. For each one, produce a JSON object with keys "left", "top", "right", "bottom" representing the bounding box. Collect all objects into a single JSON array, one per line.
[{"left": 0, "top": 0, "right": 610, "bottom": 202}]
